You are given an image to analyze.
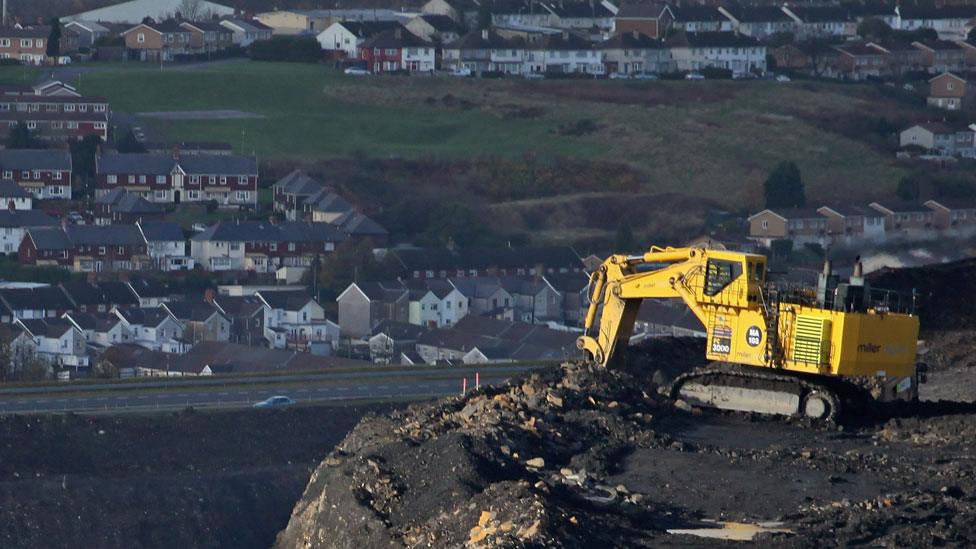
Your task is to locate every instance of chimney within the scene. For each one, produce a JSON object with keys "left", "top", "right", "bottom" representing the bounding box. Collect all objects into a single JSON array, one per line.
[
  {"left": 6, "top": 199, "right": 13, "bottom": 212},
  {"left": 204, "top": 288, "right": 216, "bottom": 303},
  {"left": 171, "top": 145, "right": 180, "bottom": 160},
  {"left": 482, "top": 28, "right": 488, "bottom": 40},
  {"left": 61, "top": 216, "right": 68, "bottom": 229},
  {"left": 395, "top": 27, "right": 401, "bottom": 39},
  {"left": 562, "top": 30, "right": 569, "bottom": 40},
  {"left": 632, "top": 30, "right": 639, "bottom": 40}
]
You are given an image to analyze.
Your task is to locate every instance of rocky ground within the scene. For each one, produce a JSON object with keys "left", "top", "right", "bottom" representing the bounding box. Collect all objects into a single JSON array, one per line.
[{"left": 277, "top": 338, "right": 976, "bottom": 548}]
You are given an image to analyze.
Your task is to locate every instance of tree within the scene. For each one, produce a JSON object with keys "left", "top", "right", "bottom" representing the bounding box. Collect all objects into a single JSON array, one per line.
[
  {"left": 318, "top": 238, "right": 392, "bottom": 300},
  {"left": 763, "top": 161, "right": 805, "bottom": 209},
  {"left": 614, "top": 219, "right": 636, "bottom": 253},
  {"left": 477, "top": 3, "right": 492, "bottom": 30},
  {"left": 896, "top": 176, "right": 920, "bottom": 201},
  {"left": 5, "top": 122, "right": 41, "bottom": 149},
  {"left": 178, "top": 0, "right": 203, "bottom": 21},
  {"left": 857, "top": 17, "right": 891, "bottom": 41},
  {"left": 766, "top": 32, "right": 795, "bottom": 48},
  {"left": 70, "top": 135, "right": 102, "bottom": 199},
  {"left": 117, "top": 129, "right": 145, "bottom": 153},
  {"left": 46, "top": 18, "right": 61, "bottom": 59},
  {"left": 969, "top": 27, "right": 976, "bottom": 43}
]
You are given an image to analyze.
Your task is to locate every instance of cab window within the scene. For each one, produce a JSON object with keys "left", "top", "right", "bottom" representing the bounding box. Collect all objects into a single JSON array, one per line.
[{"left": 704, "top": 259, "right": 742, "bottom": 296}]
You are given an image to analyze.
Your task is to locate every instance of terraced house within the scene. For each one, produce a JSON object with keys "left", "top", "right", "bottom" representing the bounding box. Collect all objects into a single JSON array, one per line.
[
  {"left": 95, "top": 152, "right": 258, "bottom": 206},
  {"left": 190, "top": 220, "right": 347, "bottom": 272},
  {"left": 19, "top": 225, "right": 150, "bottom": 272},
  {"left": 0, "top": 149, "right": 73, "bottom": 200},
  {"left": 0, "top": 94, "right": 110, "bottom": 141}
]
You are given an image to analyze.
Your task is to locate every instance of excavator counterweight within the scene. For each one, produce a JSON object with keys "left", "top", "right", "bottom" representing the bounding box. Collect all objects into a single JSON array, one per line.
[{"left": 578, "top": 246, "right": 920, "bottom": 421}]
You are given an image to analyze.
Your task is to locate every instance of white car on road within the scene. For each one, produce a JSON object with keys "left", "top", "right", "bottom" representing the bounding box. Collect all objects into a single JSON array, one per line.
[
  {"left": 344, "top": 67, "right": 370, "bottom": 76},
  {"left": 253, "top": 396, "right": 296, "bottom": 408}
]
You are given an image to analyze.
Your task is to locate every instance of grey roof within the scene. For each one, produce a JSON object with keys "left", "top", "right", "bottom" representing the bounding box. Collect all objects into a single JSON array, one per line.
[
  {"left": 304, "top": 188, "right": 353, "bottom": 214},
  {"left": 138, "top": 221, "right": 184, "bottom": 242},
  {"left": 599, "top": 31, "right": 664, "bottom": 50},
  {"left": 616, "top": 3, "right": 671, "bottom": 19},
  {"left": 0, "top": 287, "right": 74, "bottom": 312},
  {"left": 0, "top": 149, "right": 71, "bottom": 171},
  {"left": 17, "top": 318, "right": 74, "bottom": 338},
  {"left": 116, "top": 307, "right": 173, "bottom": 328},
  {"left": 362, "top": 28, "right": 432, "bottom": 49},
  {"left": 128, "top": 277, "right": 169, "bottom": 298},
  {"left": 333, "top": 212, "right": 387, "bottom": 237},
  {"left": 371, "top": 320, "right": 425, "bottom": 340},
  {"left": 446, "top": 29, "right": 521, "bottom": 50},
  {"left": 212, "top": 295, "right": 263, "bottom": 318},
  {"left": 97, "top": 153, "right": 257, "bottom": 176},
  {"left": 351, "top": 281, "right": 408, "bottom": 302},
  {"left": 221, "top": 19, "right": 273, "bottom": 32},
  {"left": 667, "top": 31, "right": 761, "bottom": 49},
  {"left": 0, "top": 210, "right": 56, "bottom": 228},
  {"left": 192, "top": 220, "right": 347, "bottom": 244},
  {"left": 164, "top": 301, "right": 221, "bottom": 322},
  {"left": 417, "top": 14, "right": 463, "bottom": 32},
  {"left": 256, "top": 290, "right": 315, "bottom": 312},
  {"left": 25, "top": 227, "right": 72, "bottom": 250},
  {"left": 95, "top": 188, "right": 167, "bottom": 215},
  {"left": 273, "top": 169, "right": 323, "bottom": 195},
  {"left": 334, "top": 20, "right": 402, "bottom": 37},
  {"left": 66, "top": 225, "right": 144, "bottom": 246},
  {"left": 0, "top": 179, "right": 30, "bottom": 198}
]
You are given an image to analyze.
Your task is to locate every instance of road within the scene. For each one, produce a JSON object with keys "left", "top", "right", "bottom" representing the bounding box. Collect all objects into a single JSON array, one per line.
[{"left": 0, "top": 365, "right": 543, "bottom": 415}]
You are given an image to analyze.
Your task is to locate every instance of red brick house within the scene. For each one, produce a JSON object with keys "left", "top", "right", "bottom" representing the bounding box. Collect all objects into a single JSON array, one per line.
[
  {"left": 122, "top": 20, "right": 194, "bottom": 62},
  {"left": 0, "top": 26, "right": 52, "bottom": 65},
  {"left": 95, "top": 152, "right": 259, "bottom": 206},
  {"left": 20, "top": 225, "right": 150, "bottom": 272},
  {"left": 0, "top": 95, "right": 109, "bottom": 141},
  {"left": 614, "top": 3, "right": 674, "bottom": 39},
  {"left": 927, "top": 72, "right": 969, "bottom": 110},
  {"left": 180, "top": 21, "right": 234, "bottom": 53},
  {"left": 358, "top": 27, "right": 435, "bottom": 73},
  {"left": 0, "top": 149, "right": 72, "bottom": 200}
]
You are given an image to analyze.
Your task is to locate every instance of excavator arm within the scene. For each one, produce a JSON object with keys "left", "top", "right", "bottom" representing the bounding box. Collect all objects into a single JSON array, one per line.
[{"left": 578, "top": 247, "right": 716, "bottom": 368}]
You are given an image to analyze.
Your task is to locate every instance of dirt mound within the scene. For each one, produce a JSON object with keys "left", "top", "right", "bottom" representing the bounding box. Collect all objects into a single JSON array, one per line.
[
  {"left": 870, "top": 258, "right": 976, "bottom": 331},
  {"left": 279, "top": 339, "right": 976, "bottom": 547}
]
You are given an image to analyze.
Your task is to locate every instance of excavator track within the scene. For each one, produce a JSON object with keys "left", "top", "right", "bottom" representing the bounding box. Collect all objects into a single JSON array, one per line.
[{"left": 668, "top": 363, "right": 870, "bottom": 423}]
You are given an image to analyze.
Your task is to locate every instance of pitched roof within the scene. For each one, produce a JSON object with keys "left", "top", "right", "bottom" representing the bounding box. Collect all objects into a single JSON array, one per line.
[
  {"left": 97, "top": 281, "right": 139, "bottom": 306},
  {"left": 127, "top": 277, "right": 169, "bottom": 299},
  {"left": 163, "top": 301, "right": 221, "bottom": 322},
  {"left": 66, "top": 225, "right": 144, "bottom": 246},
  {"left": 528, "top": 30, "right": 593, "bottom": 50},
  {"left": 25, "top": 227, "right": 72, "bottom": 251},
  {"left": 272, "top": 169, "right": 323, "bottom": 195},
  {"left": 347, "top": 281, "right": 408, "bottom": 302},
  {"left": 115, "top": 306, "right": 174, "bottom": 328},
  {"left": 599, "top": 31, "right": 664, "bottom": 50},
  {"left": 0, "top": 179, "right": 30, "bottom": 198},
  {"left": 667, "top": 30, "right": 761, "bottom": 48},
  {"left": 304, "top": 188, "right": 353, "bottom": 215},
  {"left": 333, "top": 212, "right": 387, "bottom": 237},
  {"left": 256, "top": 290, "right": 316, "bottom": 311},
  {"left": 446, "top": 28, "right": 519, "bottom": 49},
  {"left": 17, "top": 318, "right": 75, "bottom": 338},
  {"left": 96, "top": 153, "right": 258, "bottom": 176},
  {"left": 785, "top": 5, "right": 853, "bottom": 23},
  {"left": 0, "top": 209, "right": 56, "bottom": 228},
  {"left": 0, "top": 149, "right": 71, "bottom": 171},
  {"left": 0, "top": 287, "right": 74, "bottom": 312},
  {"left": 332, "top": 20, "right": 402, "bottom": 37},
  {"left": 417, "top": 14, "right": 463, "bottom": 32},
  {"left": 671, "top": 5, "right": 725, "bottom": 22},
  {"left": 361, "top": 28, "right": 432, "bottom": 49},
  {"left": 220, "top": 19, "right": 273, "bottom": 32},
  {"left": 371, "top": 319, "right": 426, "bottom": 339},
  {"left": 138, "top": 221, "right": 184, "bottom": 242},
  {"left": 544, "top": 1, "right": 614, "bottom": 18},
  {"left": 211, "top": 295, "right": 263, "bottom": 318},
  {"left": 615, "top": 2, "right": 671, "bottom": 19},
  {"left": 191, "top": 220, "right": 347, "bottom": 244},
  {"left": 723, "top": 6, "right": 793, "bottom": 23}
]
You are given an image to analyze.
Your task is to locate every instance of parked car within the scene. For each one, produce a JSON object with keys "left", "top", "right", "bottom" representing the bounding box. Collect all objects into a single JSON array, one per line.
[
  {"left": 632, "top": 72, "right": 658, "bottom": 81},
  {"left": 450, "top": 67, "right": 472, "bottom": 77},
  {"left": 733, "top": 72, "right": 757, "bottom": 80},
  {"left": 344, "top": 67, "right": 370, "bottom": 76},
  {"left": 191, "top": 223, "right": 208, "bottom": 233},
  {"left": 524, "top": 72, "right": 545, "bottom": 80},
  {"left": 253, "top": 396, "right": 296, "bottom": 408},
  {"left": 608, "top": 72, "right": 630, "bottom": 80},
  {"left": 775, "top": 74, "right": 791, "bottom": 82},
  {"left": 684, "top": 72, "right": 705, "bottom": 81}
]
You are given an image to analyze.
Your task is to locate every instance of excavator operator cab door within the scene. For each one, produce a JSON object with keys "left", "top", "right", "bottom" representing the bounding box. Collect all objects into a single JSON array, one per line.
[{"left": 701, "top": 258, "right": 748, "bottom": 306}]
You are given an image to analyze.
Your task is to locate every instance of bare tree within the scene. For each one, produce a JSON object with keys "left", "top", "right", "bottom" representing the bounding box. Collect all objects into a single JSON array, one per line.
[{"left": 178, "top": 0, "right": 203, "bottom": 21}]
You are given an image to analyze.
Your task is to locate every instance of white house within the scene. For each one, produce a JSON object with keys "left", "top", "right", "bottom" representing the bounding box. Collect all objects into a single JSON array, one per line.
[
  {"left": 256, "top": 290, "right": 339, "bottom": 351},
  {"left": 599, "top": 31, "right": 673, "bottom": 75},
  {"left": 63, "top": 311, "right": 131, "bottom": 348},
  {"left": 523, "top": 31, "right": 604, "bottom": 75},
  {"left": 13, "top": 318, "right": 89, "bottom": 369},
  {"left": 317, "top": 21, "right": 402, "bottom": 58},
  {"left": 895, "top": 5, "right": 976, "bottom": 40},
  {"left": 667, "top": 31, "right": 766, "bottom": 75},
  {"left": 137, "top": 221, "right": 192, "bottom": 272},
  {"left": 0, "top": 209, "right": 56, "bottom": 255},
  {"left": 113, "top": 307, "right": 186, "bottom": 353},
  {"left": 0, "top": 180, "right": 33, "bottom": 211},
  {"left": 406, "top": 280, "right": 469, "bottom": 328},
  {"left": 219, "top": 19, "right": 273, "bottom": 46}
]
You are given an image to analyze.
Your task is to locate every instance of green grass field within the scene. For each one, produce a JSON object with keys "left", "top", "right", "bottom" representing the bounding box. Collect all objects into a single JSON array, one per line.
[{"left": 0, "top": 61, "right": 918, "bottom": 243}]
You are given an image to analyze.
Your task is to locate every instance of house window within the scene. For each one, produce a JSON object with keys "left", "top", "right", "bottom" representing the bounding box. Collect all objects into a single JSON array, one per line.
[
  {"left": 219, "top": 176, "right": 227, "bottom": 184},
  {"left": 155, "top": 190, "right": 166, "bottom": 199},
  {"left": 190, "top": 175, "right": 199, "bottom": 184},
  {"left": 128, "top": 175, "right": 135, "bottom": 183},
  {"left": 209, "top": 176, "right": 216, "bottom": 184},
  {"left": 65, "top": 104, "right": 75, "bottom": 112},
  {"left": 137, "top": 33, "right": 145, "bottom": 43},
  {"left": 761, "top": 220, "right": 769, "bottom": 230},
  {"left": 235, "top": 191, "right": 249, "bottom": 201},
  {"left": 20, "top": 39, "right": 30, "bottom": 48},
  {"left": 269, "top": 243, "right": 277, "bottom": 251},
  {"left": 50, "top": 186, "right": 62, "bottom": 195},
  {"left": 21, "top": 171, "right": 28, "bottom": 179},
  {"left": 27, "top": 121, "right": 35, "bottom": 129},
  {"left": 288, "top": 243, "right": 295, "bottom": 251},
  {"left": 32, "top": 171, "right": 39, "bottom": 179},
  {"left": 138, "top": 175, "right": 146, "bottom": 183},
  {"left": 0, "top": 39, "right": 8, "bottom": 47},
  {"left": 98, "top": 246, "right": 105, "bottom": 255},
  {"left": 67, "top": 122, "right": 77, "bottom": 129},
  {"left": 118, "top": 246, "right": 124, "bottom": 253},
  {"left": 156, "top": 175, "right": 166, "bottom": 183},
  {"left": 239, "top": 176, "right": 248, "bottom": 184}
]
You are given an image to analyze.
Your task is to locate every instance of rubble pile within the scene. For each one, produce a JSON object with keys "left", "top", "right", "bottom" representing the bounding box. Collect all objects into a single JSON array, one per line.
[{"left": 275, "top": 361, "right": 693, "bottom": 548}]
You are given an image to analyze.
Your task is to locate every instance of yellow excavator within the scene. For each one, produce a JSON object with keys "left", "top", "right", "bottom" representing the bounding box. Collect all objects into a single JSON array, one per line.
[{"left": 578, "top": 246, "right": 921, "bottom": 421}]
